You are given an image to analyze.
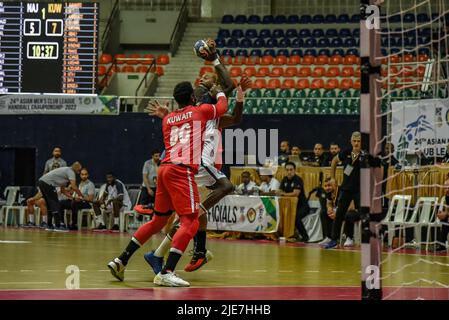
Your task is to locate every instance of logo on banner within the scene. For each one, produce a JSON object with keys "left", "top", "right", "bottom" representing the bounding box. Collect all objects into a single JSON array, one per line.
[
  {"left": 247, "top": 208, "right": 256, "bottom": 223},
  {"left": 436, "top": 107, "right": 443, "bottom": 127},
  {"left": 396, "top": 114, "right": 435, "bottom": 160}
]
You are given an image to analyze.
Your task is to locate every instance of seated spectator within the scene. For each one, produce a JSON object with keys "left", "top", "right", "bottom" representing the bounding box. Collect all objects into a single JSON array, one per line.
[
  {"left": 289, "top": 146, "right": 302, "bottom": 166},
  {"left": 139, "top": 150, "right": 160, "bottom": 206},
  {"left": 57, "top": 184, "right": 74, "bottom": 230},
  {"left": 24, "top": 191, "right": 48, "bottom": 228},
  {"left": 278, "top": 140, "right": 291, "bottom": 166},
  {"left": 93, "top": 172, "right": 131, "bottom": 231},
  {"left": 258, "top": 167, "right": 280, "bottom": 196},
  {"left": 235, "top": 171, "right": 257, "bottom": 195},
  {"left": 44, "top": 146, "right": 67, "bottom": 174},
  {"left": 435, "top": 177, "right": 449, "bottom": 251},
  {"left": 312, "top": 143, "right": 326, "bottom": 167},
  {"left": 326, "top": 200, "right": 358, "bottom": 247},
  {"left": 70, "top": 168, "right": 95, "bottom": 230},
  {"left": 291, "top": 146, "right": 301, "bottom": 157},
  {"left": 324, "top": 142, "right": 341, "bottom": 166},
  {"left": 277, "top": 162, "right": 310, "bottom": 242}
]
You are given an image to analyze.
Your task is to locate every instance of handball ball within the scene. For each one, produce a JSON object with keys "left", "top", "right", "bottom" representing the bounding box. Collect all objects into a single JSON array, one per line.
[{"left": 193, "top": 39, "right": 210, "bottom": 58}]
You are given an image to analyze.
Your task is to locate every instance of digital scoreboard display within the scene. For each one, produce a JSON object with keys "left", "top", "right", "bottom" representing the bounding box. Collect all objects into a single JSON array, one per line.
[{"left": 0, "top": 2, "right": 99, "bottom": 94}]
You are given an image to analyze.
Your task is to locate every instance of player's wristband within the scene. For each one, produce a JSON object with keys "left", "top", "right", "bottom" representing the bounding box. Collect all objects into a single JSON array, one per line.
[{"left": 217, "top": 92, "right": 226, "bottom": 99}]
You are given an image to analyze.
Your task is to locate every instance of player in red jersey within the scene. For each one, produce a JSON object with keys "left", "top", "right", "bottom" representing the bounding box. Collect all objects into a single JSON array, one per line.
[{"left": 108, "top": 81, "right": 228, "bottom": 287}]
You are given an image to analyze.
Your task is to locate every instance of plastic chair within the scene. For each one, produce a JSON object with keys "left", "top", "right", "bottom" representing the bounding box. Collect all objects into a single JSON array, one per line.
[
  {"left": 235, "top": 15, "right": 247, "bottom": 24},
  {"left": 0, "top": 186, "right": 25, "bottom": 227},
  {"left": 287, "top": 15, "right": 299, "bottom": 24},
  {"left": 243, "top": 67, "right": 257, "bottom": 77},
  {"left": 267, "top": 79, "right": 281, "bottom": 89},
  {"left": 284, "top": 67, "right": 297, "bottom": 77},
  {"left": 114, "top": 54, "right": 126, "bottom": 65},
  {"left": 248, "top": 15, "right": 261, "bottom": 24},
  {"left": 380, "top": 195, "right": 412, "bottom": 247},
  {"left": 301, "top": 55, "right": 314, "bottom": 65},
  {"left": 142, "top": 54, "right": 155, "bottom": 65},
  {"left": 269, "top": 67, "right": 283, "bottom": 77},
  {"left": 222, "top": 15, "right": 234, "bottom": 24},
  {"left": 256, "top": 67, "right": 270, "bottom": 77},
  {"left": 296, "top": 79, "right": 310, "bottom": 89},
  {"left": 260, "top": 55, "right": 273, "bottom": 65},
  {"left": 407, "top": 197, "right": 439, "bottom": 251},
  {"left": 298, "top": 67, "right": 312, "bottom": 77},
  {"left": 99, "top": 53, "right": 112, "bottom": 64},
  {"left": 315, "top": 55, "right": 329, "bottom": 65},
  {"left": 273, "top": 55, "right": 287, "bottom": 65},
  {"left": 287, "top": 55, "right": 300, "bottom": 65},
  {"left": 120, "top": 189, "right": 141, "bottom": 232}
]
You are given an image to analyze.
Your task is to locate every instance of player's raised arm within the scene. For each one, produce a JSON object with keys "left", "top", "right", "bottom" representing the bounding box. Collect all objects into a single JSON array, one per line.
[
  {"left": 219, "top": 75, "right": 252, "bottom": 128},
  {"left": 198, "top": 87, "right": 228, "bottom": 120}
]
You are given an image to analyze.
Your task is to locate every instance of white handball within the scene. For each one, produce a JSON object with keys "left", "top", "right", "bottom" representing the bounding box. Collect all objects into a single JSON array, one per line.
[{"left": 193, "top": 39, "right": 210, "bottom": 58}]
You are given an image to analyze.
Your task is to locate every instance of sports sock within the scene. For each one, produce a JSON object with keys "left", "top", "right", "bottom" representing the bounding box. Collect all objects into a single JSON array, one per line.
[
  {"left": 95, "top": 215, "right": 104, "bottom": 226},
  {"left": 194, "top": 230, "right": 207, "bottom": 253},
  {"left": 161, "top": 249, "right": 182, "bottom": 274},
  {"left": 42, "top": 215, "right": 48, "bottom": 223},
  {"left": 114, "top": 217, "right": 119, "bottom": 225},
  {"left": 154, "top": 234, "right": 173, "bottom": 258},
  {"left": 28, "top": 214, "right": 35, "bottom": 224},
  {"left": 118, "top": 237, "right": 141, "bottom": 266}
]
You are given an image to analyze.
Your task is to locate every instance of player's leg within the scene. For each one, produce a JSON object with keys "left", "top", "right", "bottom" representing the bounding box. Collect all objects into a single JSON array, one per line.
[
  {"left": 325, "top": 191, "right": 353, "bottom": 249},
  {"left": 37, "top": 198, "right": 48, "bottom": 228},
  {"left": 25, "top": 198, "right": 36, "bottom": 227},
  {"left": 92, "top": 201, "right": 106, "bottom": 230},
  {"left": 111, "top": 198, "right": 123, "bottom": 231}
]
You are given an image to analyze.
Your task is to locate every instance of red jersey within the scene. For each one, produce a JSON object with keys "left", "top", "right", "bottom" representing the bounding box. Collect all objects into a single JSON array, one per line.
[{"left": 161, "top": 93, "right": 228, "bottom": 173}]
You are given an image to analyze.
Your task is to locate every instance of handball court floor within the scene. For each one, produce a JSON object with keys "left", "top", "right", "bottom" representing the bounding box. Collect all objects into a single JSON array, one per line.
[{"left": 1, "top": 228, "right": 448, "bottom": 300}]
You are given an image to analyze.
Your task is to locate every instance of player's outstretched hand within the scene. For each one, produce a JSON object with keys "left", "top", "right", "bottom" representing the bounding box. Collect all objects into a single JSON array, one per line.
[
  {"left": 203, "top": 38, "right": 219, "bottom": 61},
  {"left": 146, "top": 100, "right": 169, "bottom": 119},
  {"left": 239, "top": 75, "right": 252, "bottom": 93},
  {"left": 210, "top": 84, "right": 223, "bottom": 98}
]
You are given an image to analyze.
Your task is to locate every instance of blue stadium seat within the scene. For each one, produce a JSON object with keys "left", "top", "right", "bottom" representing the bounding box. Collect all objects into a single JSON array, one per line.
[
  {"left": 337, "top": 14, "right": 350, "bottom": 23},
  {"left": 381, "top": 48, "right": 387, "bottom": 56},
  {"left": 262, "top": 15, "right": 274, "bottom": 24},
  {"left": 346, "top": 48, "right": 359, "bottom": 56},
  {"left": 404, "top": 13, "right": 415, "bottom": 22},
  {"left": 389, "top": 14, "right": 401, "bottom": 23},
  {"left": 304, "top": 38, "right": 317, "bottom": 48},
  {"left": 312, "top": 14, "right": 324, "bottom": 23},
  {"left": 227, "top": 38, "right": 239, "bottom": 48},
  {"left": 318, "top": 48, "right": 331, "bottom": 56},
  {"left": 405, "top": 37, "right": 417, "bottom": 47},
  {"left": 263, "top": 49, "right": 276, "bottom": 56},
  {"left": 231, "top": 29, "right": 244, "bottom": 38},
  {"left": 236, "top": 49, "right": 248, "bottom": 56},
  {"left": 235, "top": 15, "right": 247, "bottom": 24},
  {"left": 339, "top": 28, "right": 351, "bottom": 37},
  {"left": 419, "top": 48, "right": 430, "bottom": 56},
  {"left": 330, "top": 38, "right": 343, "bottom": 47},
  {"left": 239, "top": 38, "right": 252, "bottom": 48},
  {"left": 419, "top": 28, "right": 431, "bottom": 36},
  {"left": 353, "top": 29, "right": 360, "bottom": 37},
  {"left": 266, "top": 38, "right": 279, "bottom": 47},
  {"left": 390, "top": 48, "right": 400, "bottom": 54},
  {"left": 318, "top": 38, "right": 330, "bottom": 47},
  {"left": 299, "top": 15, "right": 312, "bottom": 24},
  {"left": 245, "top": 29, "right": 258, "bottom": 38},
  {"left": 312, "top": 29, "right": 325, "bottom": 38},
  {"left": 273, "top": 29, "right": 285, "bottom": 38},
  {"left": 253, "top": 38, "right": 265, "bottom": 48},
  {"left": 250, "top": 49, "right": 262, "bottom": 57},
  {"left": 215, "top": 38, "right": 226, "bottom": 48},
  {"left": 218, "top": 29, "right": 230, "bottom": 38},
  {"left": 344, "top": 38, "right": 356, "bottom": 47},
  {"left": 287, "top": 15, "right": 299, "bottom": 24},
  {"left": 394, "top": 37, "right": 402, "bottom": 46},
  {"left": 417, "top": 13, "right": 430, "bottom": 22},
  {"left": 325, "top": 14, "right": 337, "bottom": 23},
  {"left": 291, "top": 49, "right": 303, "bottom": 57},
  {"left": 325, "top": 29, "right": 338, "bottom": 37},
  {"left": 259, "top": 29, "right": 271, "bottom": 38},
  {"left": 299, "top": 29, "right": 311, "bottom": 37},
  {"left": 292, "top": 38, "right": 304, "bottom": 48},
  {"left": 222, "top": 15, "right": 233, "bottom": 24},
  {"left": 277, "top": 49, "right": 290, "bottom": 57},
  {"left": 351, "top": 14, "right": 360, "bottom": 22},
  {"left": 419, "top": 36, "right": 430, "bottom": 45},
  {"left": 332, "top": 48, "right": 344, "bottom": 56},
  {"left": 221, "top": 49, "right": 234, "bottom": 57},
  {"left": 279, "top": 38, "right": 291, "bottom": 47},
  {"left": 248, "top": 15, "right": 261, "bottom": 24},
  {"left": 286, "top": 29, "right": 298, "bottom": 38},
  {"left": 304, "top": 49, "right": 317, "bottom": 56},
  {"left": 274, "top": 15, "right": 287, "bottom": 24}
]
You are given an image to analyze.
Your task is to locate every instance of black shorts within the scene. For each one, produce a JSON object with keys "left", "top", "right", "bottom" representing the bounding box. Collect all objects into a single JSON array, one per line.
[{"left": 37, "top": 180, "right": 60, "bottom": 214}]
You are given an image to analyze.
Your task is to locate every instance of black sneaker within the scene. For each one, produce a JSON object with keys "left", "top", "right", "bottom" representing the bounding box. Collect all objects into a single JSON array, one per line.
[
  {"left": 54, "top": 226, "right": 69, "bottom": 233},
  {"left": 39, "top": 222, "right": 48, "bottom": 229},
  {"left": 45, "top": 225, "right": 55, "bottom": 232},
  {"left": 23, "top": 222, "right": 36, "bottom": 228},
  {"left": 94, "top": 224, "right": 107, "bottom": 231},
  {"left": 111, "top": 224, "right": 120, "bottom": 232},
  {"left": 69, "top": 225, "right": 78, "bottom": 231}
]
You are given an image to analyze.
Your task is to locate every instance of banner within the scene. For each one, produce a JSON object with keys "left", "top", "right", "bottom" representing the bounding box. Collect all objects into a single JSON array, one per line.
[
  {"left": 206, "top": 195, "right": 279, "bottom": 233},
  {"left": 0, "top": 94, "right": 119, "bottom": 115},
  {"left": 391, "top": 98, "right": 449, "bottom": 161}
]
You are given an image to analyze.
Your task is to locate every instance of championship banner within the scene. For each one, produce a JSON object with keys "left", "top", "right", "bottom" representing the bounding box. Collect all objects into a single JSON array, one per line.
[
  {"left": 391, "top": 98, "right": 449, "bottom": 161},
  {"left": 0, "top": 94, "right": 119, "bottom": 115},
  {"left": 206, "top": 195, "right": 280, "bottom": 233}
]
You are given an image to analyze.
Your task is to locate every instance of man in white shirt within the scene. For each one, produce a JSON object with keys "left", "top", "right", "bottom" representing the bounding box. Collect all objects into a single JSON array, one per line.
[
  {"left": 258, "top": 167, "right": 280, "bottom": 196},
  {"left": 235, "top": 171, "right": 257, "bottom": 195},
  {"left": 139, "top": 150, "right": 160, "bottom": 206}
]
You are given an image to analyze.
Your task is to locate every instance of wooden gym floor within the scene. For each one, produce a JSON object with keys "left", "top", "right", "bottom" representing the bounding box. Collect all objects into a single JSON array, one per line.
[{"left": 0, "top": 228, "right": 448, "bottom": 300}]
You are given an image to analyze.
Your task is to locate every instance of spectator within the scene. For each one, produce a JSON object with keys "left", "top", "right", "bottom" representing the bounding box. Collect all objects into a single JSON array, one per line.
[
  {"left": 258, "top": 167, "right": 280, "bottom": 196},
  {"left": 324, "top": 142, "right": 341, "bottom": 166},
  {"left": 312, "top": 143, "right": 326, "bottom": 167},
  {"left": 24, "top": 191, "right": 48, "bottom": 228},
  {"left": 414, "top": 148, "right": 433, "bottom": 166},
  {"left": 277, "top": 162, "right": 310, "bottom": 242},
  {"left": 278, "top": 140, "right": 291, "bottom": 165},
  {"left": 70, "top": 168, "right": 95, "bottom": 230},
  {"left": 93, "top": 172, "right": 131, "bottom": 231},
  {"left": 43, "top": 146, "right": 67, "bottom": 174},
  {"left": 314, "top": 177, "right": 338, "bottom": 246},
  {"left": 435, "top": 177, "right": 449, "bottom": 251},
  {"left": 289, "top": 146, "right": 302, "bottom": 167},
  {"left": 235, "top": 171, "right": 257, "bottom": 195},
  {"left": 139, "top": 150, "right": 160, "bottom": 206},
  {"left": 291, "top": 146, "right": 301, "bottom": 157}
]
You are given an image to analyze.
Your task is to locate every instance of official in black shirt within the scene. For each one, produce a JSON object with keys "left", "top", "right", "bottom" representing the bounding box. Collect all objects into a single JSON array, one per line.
[{"left": 277, "top": 162, "right": 310, "bottom": 242}]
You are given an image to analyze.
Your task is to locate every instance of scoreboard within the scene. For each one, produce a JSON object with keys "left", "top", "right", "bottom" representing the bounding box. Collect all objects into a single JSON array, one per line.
[{"left": 0, "top": 2, "right": 99, "bottom": 94}]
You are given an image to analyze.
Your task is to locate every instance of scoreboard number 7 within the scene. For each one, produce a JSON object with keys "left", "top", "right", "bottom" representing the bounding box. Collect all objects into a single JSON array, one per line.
[{"left": 45, "top": 19, "right": 63, "bottom": 36}]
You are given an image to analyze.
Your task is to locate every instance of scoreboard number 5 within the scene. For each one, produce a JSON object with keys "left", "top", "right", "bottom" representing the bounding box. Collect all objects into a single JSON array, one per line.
[
  {"left": 24, "top": 19, "right": 41, "bottom": 36},
  {"left": 46, "top": 19, "right": 63, "bottom": 36}
]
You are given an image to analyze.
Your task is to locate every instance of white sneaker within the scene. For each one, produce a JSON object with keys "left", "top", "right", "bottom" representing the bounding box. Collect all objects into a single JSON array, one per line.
[
  {"left": 318, "top": 237, "right": 331, "bottom": 246},
  {"left": 344, "top": 237, "right": 354, "bottom": 247},
  {"left": 154, "top": 271, "right": 190, "bottom": 287},
  {"left": 107, "top": 258, "right": 126, "bottom": 281}
]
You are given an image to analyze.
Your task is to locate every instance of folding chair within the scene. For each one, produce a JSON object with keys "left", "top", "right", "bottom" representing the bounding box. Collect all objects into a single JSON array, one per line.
[
  {"left": 0, "top": 186, "right": 26, "bottom": 227},
  {"left": 380, "top": 195, "right": 412, "bottom": 247},
  {"left": 406, "top": 197, "right": 439, "bottom": 251}
]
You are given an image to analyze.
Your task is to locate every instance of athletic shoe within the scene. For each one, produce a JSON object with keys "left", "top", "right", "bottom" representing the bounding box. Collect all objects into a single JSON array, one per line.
[
  {"left": 45, "top": 225, "right": 55, "bottom": 232},
  {"left": 23, "top": 222, "right": 35, "bottom": 228},
  {"left": 107, "top": 258, "right": 126, "bottom": 281},
  {"left": 93, "top": 224, "right": 107, "bottom": 231},
  {"left": 324, "top": 240, "right": 338, "bottom": 249},
  {"left": 318, "top": 237, "right": 331, "bottom": 246},
  {"left": 69, "top": 225, "right": 78, "bottom": 231},
  {"left": 434, "top": 244, "right": 448, "bottom": 252},
  {"left": 184, "top": 250, "right": 214, "bottom": 272},
  {"left": 111, "top": 224, "right": 120, "bottom": 232},
  {"left": 54, "top": 226, "right": 69, "bottom": 233},
  {"left": 344, "top": 237, "right": 354, "bottom": 247},
  {"left": 39, "top": 221, "right": 48, "bottom": 229},
  {"left": 144, "top": 251, "right": 164, "bottom": 275},
  {"left": 153, "top": 271, "right": 190, "bottom": 287}
]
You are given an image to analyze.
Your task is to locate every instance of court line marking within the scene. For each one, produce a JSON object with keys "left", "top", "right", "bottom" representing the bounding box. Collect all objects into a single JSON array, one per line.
[
  {"left": 253, "top": 270, "right": 267, "bottom": 272},
  {"left": 278, "top": 270, "right": 293, "bottom": 273},
  {"left": 20, "top": 270, "right": 33, "bottom": 272},
  {"left": 331, "top": 271, "right": 346, "bottom": 273},
  {"left": 0, "top": 270, "right": 8, "bottom": 272},
  {"left": 227, "top": 270, "right": 241, "bottom": 272},
  {"left": 305, "top": 270, "right": 319, "bottom": 273},
  {"left": 0, "top": 240, "right": 31, "bottom": 244}
]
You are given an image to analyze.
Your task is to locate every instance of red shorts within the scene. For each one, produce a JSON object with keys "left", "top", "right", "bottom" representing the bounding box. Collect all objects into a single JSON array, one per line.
[{"left": 154, "top": 164, "right": 199, "bottom": 216}]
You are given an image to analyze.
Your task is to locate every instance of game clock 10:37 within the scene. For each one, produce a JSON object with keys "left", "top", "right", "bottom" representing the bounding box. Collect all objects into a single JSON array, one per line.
[{"left": 27, "top": 42, "right": 58, "bottom": 59}]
